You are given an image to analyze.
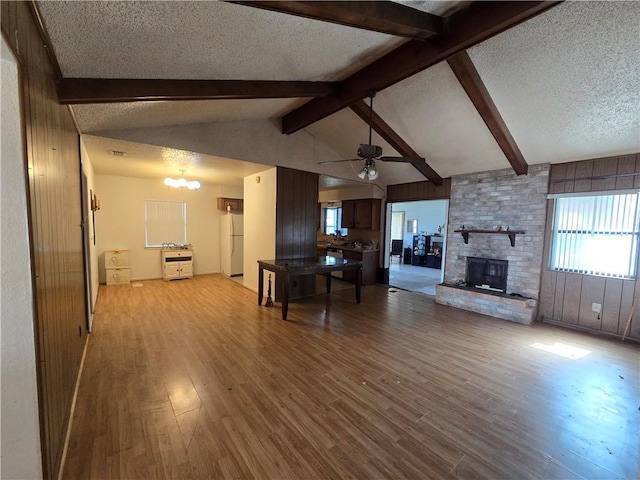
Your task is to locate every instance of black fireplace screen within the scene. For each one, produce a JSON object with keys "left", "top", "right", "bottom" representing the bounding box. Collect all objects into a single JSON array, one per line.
[{"left": 466, "top": 257, "right": 508, "bottom": 292}]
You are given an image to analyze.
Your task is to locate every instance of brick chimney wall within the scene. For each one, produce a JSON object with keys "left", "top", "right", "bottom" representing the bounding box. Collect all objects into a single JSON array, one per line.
[{"left": 443, "top": 164, "right": 550, "bottom": 300}]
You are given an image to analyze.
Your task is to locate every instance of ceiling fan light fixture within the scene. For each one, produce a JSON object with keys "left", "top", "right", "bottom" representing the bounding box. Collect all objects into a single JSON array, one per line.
[{"left": 357, "top": 168, "right": 368, "bottom": 180}]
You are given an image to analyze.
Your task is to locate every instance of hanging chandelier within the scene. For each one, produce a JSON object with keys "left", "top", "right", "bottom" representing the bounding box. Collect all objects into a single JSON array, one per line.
[{"left": 164, "top": 169, "right": 200, "bottom": 190}]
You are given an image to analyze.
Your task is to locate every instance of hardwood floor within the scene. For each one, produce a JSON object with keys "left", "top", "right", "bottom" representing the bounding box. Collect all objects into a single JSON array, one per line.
[{"left": 63, "top": 274, "right": 639, "bottom": 479}]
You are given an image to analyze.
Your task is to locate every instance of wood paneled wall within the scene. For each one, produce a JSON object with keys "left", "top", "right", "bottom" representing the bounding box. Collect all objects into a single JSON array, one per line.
[
  {"left": 387, "top": 177, "right": 451, "bottom": 203},
  {"left": 1, "top": 3, "right": 88, "bottom": 479},
  {"left": 275, "top": 167, "right": 319, "bottom": 299},
  {"left": 539, "top": 153, "right": 640, "bottom": 340},
  {"left": 549, "top": 153, "right": 640, "bottom": 194}
]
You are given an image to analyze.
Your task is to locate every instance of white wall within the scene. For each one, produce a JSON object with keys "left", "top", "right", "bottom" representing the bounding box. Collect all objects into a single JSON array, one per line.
[
  {"left": 243, "top": 168, "right": 277, "bottom": 293},
  {"left": 80, "top": 137, "right": 99, "bottom": 328},
  {"left": 94, "top": 174, "right": 242, "bottom": 281},
  {"left": 0, "top": 37, "right": 43, "bottom": 480},
  {"left": 392, "top": 199, "right": 448, "bottom": 246}
]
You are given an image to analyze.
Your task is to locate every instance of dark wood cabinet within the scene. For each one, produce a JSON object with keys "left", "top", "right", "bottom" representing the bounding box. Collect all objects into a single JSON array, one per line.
[
  {"left": 410, "top": 234, "right": 443, "bottom": 269},
  {"left": 342, "top": 248, "right": 378, "bottom": 285},
  {"left": 341, "top": 200, "right": 356, "bottom": 228},
  {"left": 217, "top": 197, "right": 243, "bottom": 213},
  {"left": 341, "top": 198, "right": 381, "bottom": 230}
]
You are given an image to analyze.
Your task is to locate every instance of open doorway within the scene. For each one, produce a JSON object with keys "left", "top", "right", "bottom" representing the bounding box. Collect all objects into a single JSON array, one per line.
[{"left": 388, "top": 199, "right": 448, "bottom": 296}]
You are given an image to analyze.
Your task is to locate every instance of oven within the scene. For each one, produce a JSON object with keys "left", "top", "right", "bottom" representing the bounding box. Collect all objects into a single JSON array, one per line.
[{"left": 326, "top": 247, "right": 343, "bottom": 278}]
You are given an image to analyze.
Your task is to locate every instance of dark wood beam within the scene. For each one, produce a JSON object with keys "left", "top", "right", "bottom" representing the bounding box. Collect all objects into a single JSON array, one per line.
[
  {"left": 350, "top": 100, "right": 442, "bottom": 185},
  {"left": 57, "top": 78, "right": 339, "bottom": 104},
  {"left": 228, "top": 1, "right": 443, "bottom": 40},
  {"left": 447, "top": 51, "right": 528, "bottom": 175},
  {"left": 282, "top": 1, "right": 561, "bottom": 134}
]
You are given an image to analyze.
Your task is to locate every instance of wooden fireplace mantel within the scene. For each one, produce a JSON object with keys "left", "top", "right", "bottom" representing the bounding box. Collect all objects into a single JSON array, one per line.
[{"left": 454, "top": 229, "right": 525, "bottom": 247}]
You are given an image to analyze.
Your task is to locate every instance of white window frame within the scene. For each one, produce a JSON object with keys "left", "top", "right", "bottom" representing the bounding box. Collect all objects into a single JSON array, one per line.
[
  {"left": 549, "top": 191, "right": 640, "bottom": 279},
  {"left": 323, "top": 207, "right": 348, "bottom": 236},
  {"left": 144, "top": 200, "right": 187, "bottom": 247}
]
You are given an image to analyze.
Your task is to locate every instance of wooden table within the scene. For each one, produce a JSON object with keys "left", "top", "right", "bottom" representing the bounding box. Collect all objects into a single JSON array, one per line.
[{"left": 257, "top": 256, "right": 363, "bottom": 320}]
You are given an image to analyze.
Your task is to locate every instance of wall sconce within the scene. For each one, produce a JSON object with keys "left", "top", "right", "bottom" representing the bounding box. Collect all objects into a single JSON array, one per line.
[{"left": 164, "top": 169, "right": 200, "bottom": 190}]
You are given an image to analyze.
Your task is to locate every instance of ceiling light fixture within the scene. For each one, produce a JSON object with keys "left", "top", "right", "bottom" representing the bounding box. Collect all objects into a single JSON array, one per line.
[
  {"left": 357, "top": 159, "right": 379, "bottom": 181},
  {"left": 164, "top": 169, "right": 201, "bottom": 190}
]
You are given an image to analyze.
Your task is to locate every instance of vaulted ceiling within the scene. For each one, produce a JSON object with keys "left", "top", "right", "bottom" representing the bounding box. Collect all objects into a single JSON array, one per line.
[{"left": 35, "top": 0, "right": 640, "bottom": 189}]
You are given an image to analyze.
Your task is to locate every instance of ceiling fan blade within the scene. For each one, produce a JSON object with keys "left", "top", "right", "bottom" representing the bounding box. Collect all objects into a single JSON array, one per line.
[
  {"left": 318, "top": 158, "right": 361, "bottom": 164},
  {"left": 379, "top": 156, "right": 425, "bottom": 163}
]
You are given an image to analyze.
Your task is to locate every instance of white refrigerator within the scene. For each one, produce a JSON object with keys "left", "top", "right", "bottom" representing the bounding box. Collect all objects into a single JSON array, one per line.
[{"left": 221, "top": 214, "right": 243, "bottom": 277}]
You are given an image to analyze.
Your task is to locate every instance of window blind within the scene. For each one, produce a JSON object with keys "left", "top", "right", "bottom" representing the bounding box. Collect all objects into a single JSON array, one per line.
[
  {"left": 550, "top": 193, "right": 640, "bottom": 278},
  {"left": 145, "top": 200, "right": 187, "bottom": 247}
]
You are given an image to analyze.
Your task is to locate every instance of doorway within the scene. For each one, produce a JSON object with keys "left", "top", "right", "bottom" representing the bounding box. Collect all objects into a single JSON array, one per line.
[{"left": 388, "top": 199, "right": 448, "bottom": 296}]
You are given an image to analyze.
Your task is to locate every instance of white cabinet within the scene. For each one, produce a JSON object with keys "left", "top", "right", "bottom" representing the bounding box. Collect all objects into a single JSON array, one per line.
[
  {"left": 162, "top": 250, "right": 193, "bottom": 281},
  {"left": 105, "top": 249, "right": 130, "bottom": 285}
]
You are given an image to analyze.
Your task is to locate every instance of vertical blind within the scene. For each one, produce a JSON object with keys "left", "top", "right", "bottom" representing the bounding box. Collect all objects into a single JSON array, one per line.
[
  {"left": 145, "top": 200, "right": 187, "bottom": 247},
  {"left": 550, "top": 193, "right": 640, "bottom": 278}
]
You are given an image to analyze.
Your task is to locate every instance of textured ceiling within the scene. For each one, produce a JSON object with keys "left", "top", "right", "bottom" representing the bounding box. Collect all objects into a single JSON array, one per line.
[
  {"left": 38, "top": 0, "right": 404, "bottom": 80},
  {"left": 36, "top": 0, "right": 640, "bottom": 191},
  {"left": 469, "top": 1, "right": 640, "bottom": 165}
]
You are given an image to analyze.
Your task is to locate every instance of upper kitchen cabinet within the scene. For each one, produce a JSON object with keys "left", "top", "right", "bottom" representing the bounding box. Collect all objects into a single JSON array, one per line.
[
  {"left": 341, "top": 199, "right": 381, "bottom": 230},
  {"left": 217, "top": 197, "right": 243, "bottom": 213}
]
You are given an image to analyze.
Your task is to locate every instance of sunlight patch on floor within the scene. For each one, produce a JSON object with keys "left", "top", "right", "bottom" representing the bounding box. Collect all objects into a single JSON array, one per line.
[{"left": 529, "top": 341, "right": 591, "bottom": 359}]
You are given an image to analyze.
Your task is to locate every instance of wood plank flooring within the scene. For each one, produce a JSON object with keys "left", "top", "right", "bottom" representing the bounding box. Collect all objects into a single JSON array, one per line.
[{"left": 63, "top": 274, "right": 640, "bottom": 479}]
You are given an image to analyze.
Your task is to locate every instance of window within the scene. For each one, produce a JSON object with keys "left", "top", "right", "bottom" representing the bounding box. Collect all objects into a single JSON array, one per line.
[
  {"left": 324, "top": 207, "right": 347, "bottom": 236},
  {"left": 550, "top": 192, "right": 640, "bottom": 278},
  {"left": 144, "top": 200, "right": 187, "bottom": 247}
]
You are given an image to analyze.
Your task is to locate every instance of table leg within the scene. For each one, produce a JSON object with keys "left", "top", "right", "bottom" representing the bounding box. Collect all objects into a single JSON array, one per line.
[
  {"left": 282, "top": 271, "right": 290, "bottom": 320},
  {"left": 355, "top": 266, "right": 362, "bottom": 304},
  {"left": 325, "top": 273, "right": 332, "bottom": 293},
  {"left": 258, "top": 266, "right": 264, "bottom": 305}
]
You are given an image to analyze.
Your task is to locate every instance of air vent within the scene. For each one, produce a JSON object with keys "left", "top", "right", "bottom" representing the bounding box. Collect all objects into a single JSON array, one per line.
[{"left": 111, "top": 150, "right": 126, "bottom": 157}]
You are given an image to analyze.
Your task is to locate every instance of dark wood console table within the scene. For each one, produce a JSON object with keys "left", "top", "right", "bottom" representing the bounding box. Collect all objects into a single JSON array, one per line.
[{"left": 257, "top": 256, "right": 363, "bottom": 320}]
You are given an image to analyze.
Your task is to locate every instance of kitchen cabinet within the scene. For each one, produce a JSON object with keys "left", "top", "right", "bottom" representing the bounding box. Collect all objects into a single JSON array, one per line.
[
  {"left": 217, "top": 197, "right": 243, "bottom": 213},
  {"left": 341, "top": 248, "right": 378, "bottom": 285},
  {"left": 105, "top": 249, "right": 130, "bottom": 285},
  {"left": 162, "top": 250, "right": 193, "bottom": 281},
  {"left": 340, "top": 198, "right": 381, "bottom": 230}
]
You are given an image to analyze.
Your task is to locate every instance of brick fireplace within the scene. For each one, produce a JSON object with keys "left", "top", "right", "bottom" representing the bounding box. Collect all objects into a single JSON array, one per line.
[{"left": 435, "top": 165, "right": 550, "bottom": 324}]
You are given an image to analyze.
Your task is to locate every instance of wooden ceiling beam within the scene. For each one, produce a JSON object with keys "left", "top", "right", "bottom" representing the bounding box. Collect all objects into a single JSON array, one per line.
[
  {"left": 447, "top": 51, "right": 528, "bottom": 175},
  {"left": 282, "top": 1, "right": 561, "bottom": 134},
  {"left": 57, "top": 78, "right": 339, "bottom": 104},
  {"left": 350, "top": 100, "right": 443, "bottom": 184},
  {"left": 228, "top": 1, "right": 444, "bottom": 40}
]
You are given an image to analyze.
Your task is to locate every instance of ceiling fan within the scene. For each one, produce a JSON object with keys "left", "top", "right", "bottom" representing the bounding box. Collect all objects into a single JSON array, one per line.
[{"left": 318, "top": 90, "right": 426, "bottom": 181}]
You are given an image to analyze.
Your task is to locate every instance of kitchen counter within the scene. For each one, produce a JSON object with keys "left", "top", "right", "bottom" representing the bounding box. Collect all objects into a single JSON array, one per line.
[
  {"left": 317, "top": 243, "right": 379, "bottom": 253},
  {"left": 317, "top": 243, "right": 379, "bottom": 285}
]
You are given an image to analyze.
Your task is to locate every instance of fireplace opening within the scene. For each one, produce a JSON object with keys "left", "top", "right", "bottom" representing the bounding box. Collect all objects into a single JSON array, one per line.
[{"left": 466, "top": 257, "right": 508, "bottom": 293}]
